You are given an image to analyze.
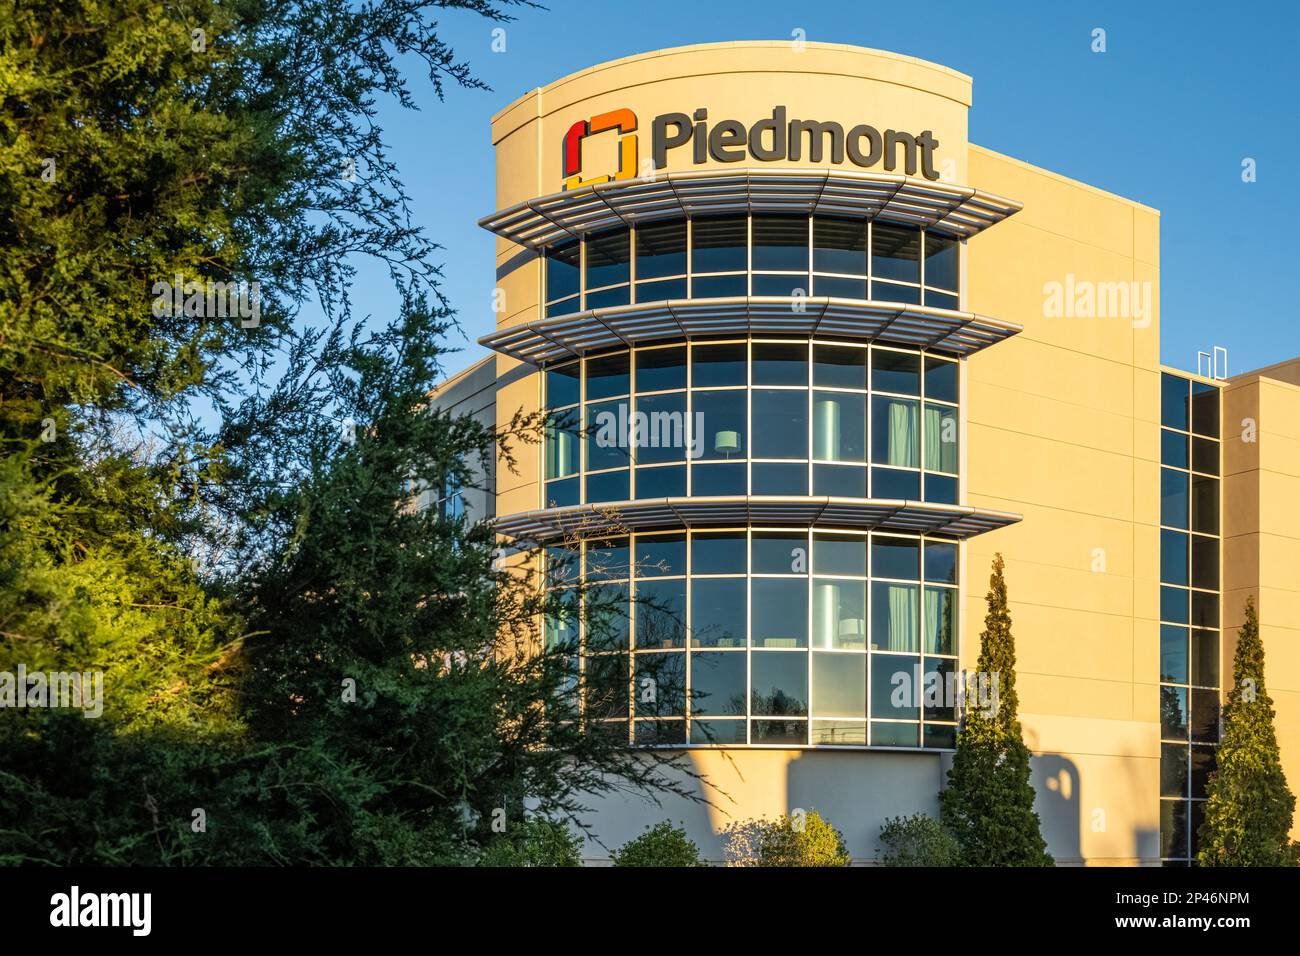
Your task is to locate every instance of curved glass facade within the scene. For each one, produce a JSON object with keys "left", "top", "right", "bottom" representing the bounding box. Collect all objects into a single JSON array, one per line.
[
  {"left": 543, "top": 215, "right": 960, "bottom": 317},
  {"left": 543, "top": 339, "right": 960, "bottom": 508},
  {"left": 544, "top": 527, "right": 960, "bottom": 749}
]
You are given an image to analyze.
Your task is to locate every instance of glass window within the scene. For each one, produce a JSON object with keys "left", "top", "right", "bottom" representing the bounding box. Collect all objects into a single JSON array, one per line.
[
  {"left": 1192, "top": 382, "right": 1219, "bottom": 438},
  {"left": 584, "top": 653, "right": 628, "bottom": 719},
  {"left": 636, "top": 219, "right": 687, "bottom": 279},
  {"left": 924, "top": 356, "right": 958, "bottom": 404},
  {"left": 923, "top": 587, "right": 957, "bottom": 655},
  {"left": 871, "top": 582, "right": 919, "bottom": 652},
  {"left": 585, "top": 469, "right": 628, "bottom": 503},
  {"left": 634, "top": 652, "right": 686, "bottom": 716},
  {"left": 1161, "top": 373, "right": 1190, "bottom": 431},
  {"left": 815, "top": 463, "right": 869, "bottom": 498},
  {"left": 813, "top": 579, "right": 867, "bottom": 649},
  {"left": 692, "top": 273, "right": 747, "bottom": 299},
  {"left": 1192, "top": 437, "right": 1218, "bottom": 476},
  {"left": 813, "top": 217, "right": 867, "bottom": 275},
  {"left": 872, "top": 349, "right": 921, "bottom": 396},
  {"left": 586, "top": 227, "right": 630, "bottom": 289},
  {"left": 748, "top": 390, "right": 806, "bottom": 460},
  {"left": 925, "top": 473, "right": 958, "bottom": 505},
  {"left": 751, "top": 216, "right": 808, "bottom": 272},
  {"left": 812, "top": 653, "right": 867, "bottom": 717},
  {"left": 634, "top": 391, "right": 688, "bottom": 465},
  {"left": 1161, "top": 743, "right": 1189, "bottom": 797},
  {"left": 752, "top": 578, "right": 808, "bottom": 648},
  {"left": 586, "top": 400, "right": 630, "bottom": 472},
  {"left": 1160, "top": 625, "right": 1188, "bottom": 683},
  {"left": 814, "top": 721, "right": 868, "bottom": 746},
  {"left": 635, "top": 533, "right": 686, "bottom": 577},
  {"left": 1160, "top": 685, "right": 1188, "bottom": 739},
  {"left": 692, "top": 217, "right": 747, "bottom": 273},
  {"left": 873, "top": 466, "right": 920, "bottom": 500},
  {"left": 544, "top": 477, "right": 578, "bottom": 509},
  {"left": 691, "top": 718, "right": 746, "bottom": 744},
  {"left": 752, "top": 273, "right": 806, "bottom": 297},
  {"left": 751, "top": 652, "right": 808, "bottom": 717},
  {"left": 1161, "top": 468, "right": 1189, "bottom": 529},
  {"left": 924, "top": 290, "right": 959, "bottom": 311},
  {"left": 872, "top": 721, "right": 919, "bottom": 747},
  {"left": 871, "top": 654, "right": 919, "bottom": 718},
  {"left": 1191, "top": 535, "right": 1218, "bottom": 590},
  {"left": 695, "top": 389, "right": 746, "bottom": 461},
  {"left": 872, "top": 396, "right": 919, "bottom": 468},
  {"left": 692, "top": 531, "right": 746, "bottom": 575},
  {"left": 813, "top": 345, "right": 867, "bottom": 389},
  {"left": 814, "top": 275, "right": 867, "bottom": 298},
  {"left": 1191, "top": 629, "right": 1219, "bottom": 688},
  {"left": 1190, "top": 688, "right": 1219, "bottom": 743},
  {"left": 1160, "top": 530, "right": 1189, "bottom": 586},
  {"left": 1191, "top": 476, "right": 1218, "bottom": 534},
  {"left": 1161, "top": 586, "right": 1189, "bottom": 624},
  {"left": 753, "top": 462, "right": 808, "bottom": 495},
  {"left": 1160, "top": 799, "right": 1188, "bottom": 858},
  {"left": 813, "top": 392, "right": 866, "bottom": 462},
  {"left": 752, "top": 720, "right": 806, "bottom": 744},
  {"left": 1191, "top": 591, "right": 1218, "bottom": 629},
  {"left": 586, "top": 352, "right": 630, "bottom": 401},
  {"left": 636, "top": 346, "right": 686, "bottom": 393},
  {"left": 635, "top": 464, "right": 685, "bottom": 499},
  {"left": 813, "top": 533, "right": 867, "bottom": 576},
  {"left": 545, "top": 240, "right": 581, "bottom": 303},
  {"left": 924, "top": 404, "right": 958, "bottom": 473},
  {"left": 691, "top": 343, "right": 746, "bottom": 387},
  {"left": 692, "top": 461, "right": 745, "bottom": 496},
  {"left": 545, "top": 411, "right": 579, "bottom": 480},
  {"left": 924, "top": 541, "right": 958, "bottom": 584},
  {"left": 635, "top": 578, "right": 686, "bottom": 649},
  {"left": 1161, "top": 429, "right": 1189, "bottom": 469},
  {"left": 923, "top": 657, "right": 958, "bottom": 721},
  {"left": 873, "top": 280, "right": 921, "bottom": 305},
  {"left": 752, "top": 532, "right": 808, "bottom": 574},
  {"left": 545, "top": 363, "right": 580, "bottom": 409},
  {"left": 689, "top": 652, "right": 746, "bottom": 717},
  {"left": 1190, "top": 747, "right": 1215, "bottom": 798},
  {"left": 689, "top": 577, "right": 745, "bottom": 647},
  {"left": 873, "top": 535, "right": 920, "bottom": 581},
  {"left": 636, "top": 277, "right": 687, "bottom": 302},
  {"left": 585, "top": 285, "right": 629, "bottom": 310},
  {"left": 924, "top": 232, "right": 958, "bottom": 291},
  {"left": 871, "top": 223, "right": 920, "bottom": 284},
  {"left": 585, "top": 583, "right": 630, "bottom": 651},
  {"left": 752, "top": 342, "right": 808, "bottom": 386}
]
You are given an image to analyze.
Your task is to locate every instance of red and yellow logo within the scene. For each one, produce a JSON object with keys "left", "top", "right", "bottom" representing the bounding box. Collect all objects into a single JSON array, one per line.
[{"left": 562, "top": 109, "right": 638, "bottom": 190}]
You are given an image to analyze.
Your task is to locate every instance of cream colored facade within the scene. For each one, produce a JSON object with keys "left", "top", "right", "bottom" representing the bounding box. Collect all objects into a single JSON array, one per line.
[{"left": 441, "top": 41, "right": 1300, "bottom": 865}]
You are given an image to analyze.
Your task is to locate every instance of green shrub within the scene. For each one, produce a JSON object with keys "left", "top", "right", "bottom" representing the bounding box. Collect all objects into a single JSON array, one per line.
[
  {"left": 479, "top": 818, "right": 583, "bottom": 867},
  {"left": 878, "top": 814, "right": 959, "bottom": 867},
  {"left": 722, "top": 811, "right": 850, "bottom": 867},
  {"left": 612, "top": 822, "right": 705, "bottom": 867}
]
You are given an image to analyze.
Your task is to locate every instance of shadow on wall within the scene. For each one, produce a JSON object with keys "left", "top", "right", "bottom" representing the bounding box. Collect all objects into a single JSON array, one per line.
[
  {"left": 1033, "top": 755, "right": 1081, "bottom": 864},
  {"left": 1030, "top": 750, "right": 1160, "bottom": 866}
]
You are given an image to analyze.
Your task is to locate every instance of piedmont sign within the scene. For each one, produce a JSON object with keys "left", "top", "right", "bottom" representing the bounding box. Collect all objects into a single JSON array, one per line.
[{"left": 562, "top": 105, "right": 942, "bottom": 189}]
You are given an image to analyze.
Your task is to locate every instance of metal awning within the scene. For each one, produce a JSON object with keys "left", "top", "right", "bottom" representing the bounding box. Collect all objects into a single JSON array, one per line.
[
  {"left": 493, "top": 496, "right": 1021, "bottom": 545},
  {"left": 479, "top": 297, "right": 1020, "bottom": 365},
  {"left": 479, "top": 168, "right": 1022, "bottom": 249}
]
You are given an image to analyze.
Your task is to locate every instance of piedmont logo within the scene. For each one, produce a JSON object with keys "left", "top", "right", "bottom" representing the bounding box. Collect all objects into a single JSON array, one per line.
[
  {"left": 49, "top": 886, "right": 152, "bottom": 936},
  {"left": 562, "top": 108, "right": 638, "bottom": 190},
  {"left": 560, "top": 105, "right": 942, "bottom": 189}
]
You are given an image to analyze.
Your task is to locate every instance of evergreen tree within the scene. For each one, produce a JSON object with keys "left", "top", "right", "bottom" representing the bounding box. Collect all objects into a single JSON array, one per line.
[
  {"left": 1198, "top": 597, "right": 1297, "bottom": 866},
  {"left": 939, "top": 553, "right": 1053, "bottom": 866}
]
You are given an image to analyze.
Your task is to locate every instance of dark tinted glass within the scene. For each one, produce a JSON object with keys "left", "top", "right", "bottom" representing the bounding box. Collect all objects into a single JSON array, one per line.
[
  {"left": 689, "top": 652, "right": 746, "bottom": 716},
  {"left": 872, "top": 349, "right": 921, "bottom": 395},
  {"left": 871, "top": 655, "right": 919, "bottom": 718},
  {"left": 1192, "top": 382, "right": 1219, "bottom": 438},
  {"left": 692, "top": 531, "right": 746, "bottom": 574},
  {"left": 584, "top": 653, "right": 628, "bottom": 717},
  {"left": 814, "top": 345, "right": 867, "bottom": 389},
  {"left": 586, "top": 228, "right": 630, "bottom": 288},
  {"left": 1161, "top": 743, "right": 1189, "bottom": 796},
  {"left": 752, "top": 462, "right": 808, "bottom": 495},
  {"left": 872, "top": 721, "right": 919, "bottom": 747},
  {"left": 924, "top": 232, "right": 958, "bottom": 290},
  {"left": 546, "top": 240, "right": 581, "bottom": 301},
  {"left": 1190, "top": 747, "right": 1215, "bottom": 798},
  {"left": 1191, "top": 475, "right": 1218, "bottom": 534},
  {"left": 692, "top": 462, "right": 745, "bottom": 496},
  {"left": 1161, "top": 586, "right": 1189, "bottom": 624},
  {"left": 636, "top": 219, "right": 687, "bottom": 279},
  {"left": 752, "top": 274, "right": 807, "bottom": 297},
  {"left": 1191, "top": 629, "right": 1219, "bottom": 688},
  {"left": 586, "top": 352, "right": 630, "bottom": 400},
  {"left": 1160, "top": 624, "right": 1188, "bottom": 683},
  {"left": 1161, "top": 373, "right": 1190, "bottom": 431},
  {"left": 585, "top": 537, "right": 629, "bottom": 580},
  {"left": 924, "top": 290, "right": 959, "bottom": 311},
  {"left": 1160, "top": 685, "right": 1188, "bottom": 738},
  {"left": 873, "top": 536, "right": 920, "bottom": 580},
  {"left": 751, "top": 578, "right": 808, "bottom": 647},
  {"left": 924, "top": 541, "right": 958, "bottom": 584},
  {"left": 585, "top": 285, "right": 629, "bottom": 309},
  {"left": 924, "top": 356, "right": 958, "bottom": 404},
  {"left": 692, "top": 274, "right": 748, "bottom": 298},
  {"left": 1160, "top": 530, "right": 1188, "bottom": 586},
  {"left": 813, "top": 216, "right": 867, "bottom": 274},
  {"left": 752, "top": 216, "right": 808, "bottom": 272},
  {"left": 691, "top": 719, "right": 746, "bottom": 744},
  {"left": 585, "top": 469, "right": 628, "bottom": 503},
  {"left": 752, "top": 390, "right": 807, "bottom": 459},
  {"left": 635, "top": 579, "right": 686, "bottom": 649},
  {"left": 872, "top": 466, "right": 920, "bottom": 499},
  {"left": 634, "top": 465, "right": 685, "bottom": 499},
  {"left": 695, "top": 389, "right": 746, "bottom": 460},
  {"left": 635, "top": 533, "right": 686, "bottom": 577},
  {"left": 635, "top": 277, "right": 688, "bottom": 302},
  {"left": 752, "top": 532, "right": 808, "bottom": 574},
  {"left": 691, "top": 343, "right": 746, "bottom": 387},
  {"left": 689, "top": 578, "right": 746, "bottom": 647},
  {"left": 873, "top": 280, "right": 922, "bottom": 305},
  {"left": 634, "top": 391, "right": 687, "bottom": 465},
  {"left": 750, "top": 652, "right": 808, "bottom": 716},
  {"left": 1161, "top": 468, "right": 1189, "bottom": 529},
  {"left": 1161, "top": 429, "right": 1188, "bottom": 468},
  {"left": 923, "top": 657, "right": 957, "bottom": 721},
  {"left": 814, "top": 533, "right": 867, "bottom": 576},
  {"left": 1191, "top": 535, "right": 1218, "bottom": 590},
  {"left": 692, "top": 217, "right": 747, "bottom": 273},
  {"left": 545, "top": 362, "right": 581, "bottom": 408},
  {"left": 871, "top": 222, "right": 921, "bottom": 283},
  {"left": 752, "top": 342, "right": 808, "bottom": 385},
  {"left": 585, "top": 400, "right": 629, "bottom": 471},
  {"left": 1160, "top": 799, "right": 1188, "bottom": 858},
  {"left": 1192, "top": 437, "right": 1218, "bottom": 475},
  {"left": 585, "top": 583, "right": 630, "bottom": 651},
  {"left": 1190, "top": 688, "right": 1219, "bottom": 742},
  {"left": 813, "top": 464, "right": 868, "bottom": 497},
  {"left": 925, "top": 474, "right": 958, "bottom": 503},
  {"left": 544, "top": 477, "right": 579, "bottom": 508},
  {"left": 635, "top": 347, "right": 686, "bottom": 392},
  {"left": 813, "top": 275, "right": 867, "bottom": 298}
]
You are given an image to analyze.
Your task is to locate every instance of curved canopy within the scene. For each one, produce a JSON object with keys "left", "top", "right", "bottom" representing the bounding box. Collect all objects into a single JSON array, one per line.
[
  {"left": 479, "top": 167, "right": 1022, "bottom": 249},
  {"left": 479, "top": 297, "right": 1020, "bottom": 365},
  {"left": 493, "top": 496, "right": 1021, "bottom": 545}
]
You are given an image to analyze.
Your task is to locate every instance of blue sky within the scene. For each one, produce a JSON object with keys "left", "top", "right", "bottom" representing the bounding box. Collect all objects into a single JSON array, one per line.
[{"left": 345, "top": 0, "right": 1298, "bottom": 380}]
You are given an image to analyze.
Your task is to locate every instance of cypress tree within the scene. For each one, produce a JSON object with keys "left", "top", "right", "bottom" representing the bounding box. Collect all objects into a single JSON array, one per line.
[
  {"left": 940, "top": 553, "right": 1053, "bottom": 866},
  {"left": 1198, "top": 597, "right": 1297, "bottom": 865}
]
